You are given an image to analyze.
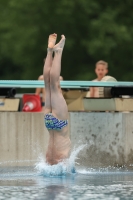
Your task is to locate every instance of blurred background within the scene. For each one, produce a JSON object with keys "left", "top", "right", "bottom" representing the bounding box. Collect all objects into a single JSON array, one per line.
[{"left": 0, "top": 0, "right": 133, "bottom": 82}]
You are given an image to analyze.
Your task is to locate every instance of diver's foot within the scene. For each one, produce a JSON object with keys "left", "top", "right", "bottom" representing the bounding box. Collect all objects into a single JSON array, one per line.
[
  {"left": 53, "top": 35, "right": 65, "bottom": 52},
  {"left": 48, "top": 33, "right": 57, "bottom": 48}
]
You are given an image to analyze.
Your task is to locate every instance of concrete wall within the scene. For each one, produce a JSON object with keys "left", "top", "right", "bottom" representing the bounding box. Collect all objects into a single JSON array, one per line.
[
  {"left": 70, "top": 112, "right": 133, "bottom": 167},
  {"left": 0, "top": 112, "right": 133, "bottom": 167},
  {"left": 0, "top": 112, "right": 49, "bottom": 167}
]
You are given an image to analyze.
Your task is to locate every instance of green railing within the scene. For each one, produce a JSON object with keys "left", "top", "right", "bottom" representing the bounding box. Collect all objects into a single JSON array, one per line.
[{"left": 0, "top": 80, "right": 133, "bottom": 88}]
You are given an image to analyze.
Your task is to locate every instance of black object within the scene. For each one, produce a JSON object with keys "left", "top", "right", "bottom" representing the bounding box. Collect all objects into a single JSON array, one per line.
[
  {"left": 111, "top": 87, "right": 133, "bottom": 97},
  {"left": 0, "top": 88, "right": 16, "bottom": 98}
]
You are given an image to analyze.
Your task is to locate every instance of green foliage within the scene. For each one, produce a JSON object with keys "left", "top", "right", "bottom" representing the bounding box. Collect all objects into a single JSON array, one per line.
[{"left": 0, "top": 0, "right": 133, "bottom": 81}]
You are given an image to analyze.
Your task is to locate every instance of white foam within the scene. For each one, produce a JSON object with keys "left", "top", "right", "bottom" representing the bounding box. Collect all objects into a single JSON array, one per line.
[{"left": 35, "top": 144, "right": 87, "bottom": 177}]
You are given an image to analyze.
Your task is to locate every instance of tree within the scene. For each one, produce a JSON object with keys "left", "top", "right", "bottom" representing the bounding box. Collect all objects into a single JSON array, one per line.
[{"left": 0, "top": 0, "right": 133, "bottom": 81}]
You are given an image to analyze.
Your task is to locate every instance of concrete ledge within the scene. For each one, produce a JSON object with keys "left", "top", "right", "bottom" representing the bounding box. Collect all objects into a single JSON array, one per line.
[
  {"left": 0, "top": 112, "right": 49, "bottom": 167},
  {"left": 0, "top": 112, "right": 133, "bottom": 167},
  {"left": 70, "top": 112, "right": 125, "bottom": 167},
  {"left": 83, "top": 98, "right": 133, "bottom": 111}
]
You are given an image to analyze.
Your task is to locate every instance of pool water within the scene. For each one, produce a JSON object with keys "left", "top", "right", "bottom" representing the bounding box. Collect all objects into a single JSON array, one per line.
[
  {"left": 0, "top": 168, "right": 133, "bottom": 200},
  {"left": 0, "top": 146, "right": 133, "bottom": 199}
]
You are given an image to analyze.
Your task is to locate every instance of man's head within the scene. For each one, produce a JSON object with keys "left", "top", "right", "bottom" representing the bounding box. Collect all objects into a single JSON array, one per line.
[{"left": 95, "top": 60, "right": 108, "bottom": 79}]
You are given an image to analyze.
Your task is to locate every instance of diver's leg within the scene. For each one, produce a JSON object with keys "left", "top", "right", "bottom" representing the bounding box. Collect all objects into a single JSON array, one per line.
[
  {"left": 43, "top": 33, "right": 57, "bottom": 114},
  {"left": 50, "top": 35, "right": 68, "bottom": 120}
]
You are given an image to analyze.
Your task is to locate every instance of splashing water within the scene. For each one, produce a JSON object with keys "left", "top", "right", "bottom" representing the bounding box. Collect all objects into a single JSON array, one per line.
[{"left": 35, "top": 144, "right": 87, "bottom": 177}]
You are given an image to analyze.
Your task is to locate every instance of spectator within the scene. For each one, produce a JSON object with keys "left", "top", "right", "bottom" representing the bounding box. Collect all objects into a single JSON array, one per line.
[
  {"left": 35, "top": 74, "right": 45, "bottom": 111},
  {"left": 90, "top": 60, "right": 108, "bottom": 97}
]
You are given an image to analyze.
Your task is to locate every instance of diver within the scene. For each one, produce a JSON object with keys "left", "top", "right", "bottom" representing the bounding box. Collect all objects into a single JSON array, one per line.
[{"left": 43, "top": 33, "right": 71, "bottom": 165}]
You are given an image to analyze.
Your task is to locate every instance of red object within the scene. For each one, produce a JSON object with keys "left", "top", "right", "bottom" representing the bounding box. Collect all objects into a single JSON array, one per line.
[{"left": 22, "top": 94, "right": 42, "bottom": 112}]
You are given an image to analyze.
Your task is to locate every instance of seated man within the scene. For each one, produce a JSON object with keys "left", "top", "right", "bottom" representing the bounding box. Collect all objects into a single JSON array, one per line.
[
  {"left": 90, "top": 60, "right": 108, "bottom": 97},
  {"left": 35, "top": 74, "right": 45, "bottom": 111}
]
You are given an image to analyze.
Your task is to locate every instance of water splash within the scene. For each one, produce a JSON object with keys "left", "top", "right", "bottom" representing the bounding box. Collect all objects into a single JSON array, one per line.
[{"left": 35, "top": 144, "right": 87, "bottom": 177}]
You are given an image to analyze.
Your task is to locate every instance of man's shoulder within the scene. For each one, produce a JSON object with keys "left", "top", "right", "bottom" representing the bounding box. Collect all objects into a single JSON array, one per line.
[
  {"left": 38, "top": 75, "right": 44, "bottom": 80},
  {"left": 101, "top": 76, "right": 117, "bottom": 82},
  {"left": 92, "top": 78, "right": 98, "bottom": 82}
]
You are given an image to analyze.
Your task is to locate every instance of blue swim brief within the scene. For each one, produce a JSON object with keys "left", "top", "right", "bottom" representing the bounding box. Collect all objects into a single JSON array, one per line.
[{"left": 44, "top": 113, "right": 68, "bottom": 131}]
